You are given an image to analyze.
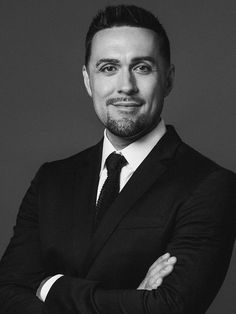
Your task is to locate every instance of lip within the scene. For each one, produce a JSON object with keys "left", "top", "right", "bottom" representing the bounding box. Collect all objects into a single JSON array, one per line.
[
  {"left": 111, "top": 104, "right": 141, "bottom": 113},
  {"left": 113, "top": 102, "right": 142, "bottom": 107}
]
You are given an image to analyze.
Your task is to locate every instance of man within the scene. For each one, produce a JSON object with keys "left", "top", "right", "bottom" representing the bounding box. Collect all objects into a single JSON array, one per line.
[{"left": 0, "top": 4, "right": 235, "bottom": 314}]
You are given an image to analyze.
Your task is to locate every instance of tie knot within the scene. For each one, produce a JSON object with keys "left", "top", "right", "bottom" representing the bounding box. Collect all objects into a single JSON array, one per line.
[{"left": 105, "top": 152, "right": 127, "bottom": 175}]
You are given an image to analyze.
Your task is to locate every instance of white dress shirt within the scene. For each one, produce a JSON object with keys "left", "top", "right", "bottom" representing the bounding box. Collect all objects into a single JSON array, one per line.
[
  {"left": 97, "top": 119, "right": 166, "bottom": 200},
  {"left": 38, "top": 119, "right": 166, "bottom": 302}
]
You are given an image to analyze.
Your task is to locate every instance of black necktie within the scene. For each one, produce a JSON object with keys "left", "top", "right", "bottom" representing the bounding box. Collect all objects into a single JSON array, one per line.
[{"left": 95, "top": 152, "right": 127, "bottom": 228}]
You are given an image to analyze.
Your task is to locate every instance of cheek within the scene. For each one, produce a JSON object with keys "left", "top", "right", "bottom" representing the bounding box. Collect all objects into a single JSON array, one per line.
[
  {"left": 137, "top": 73, "right": 159, "bottom": 94},
  {"left": 93, "top": 100, "right": 107, "bottom": 124},
  {"left": 138, "top": 80, "right": 159, "bottom": 103},
  {"left": 91, "top": 77, "right": 115, "bottom": 99},
  {"left": 91, "top": 78, "right": 114, "bottom": 123}
]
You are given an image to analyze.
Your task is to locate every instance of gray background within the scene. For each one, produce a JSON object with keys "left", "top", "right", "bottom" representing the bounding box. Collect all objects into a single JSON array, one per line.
[{"left": 0, "top": 0, "right": 235, "bottom": 313}]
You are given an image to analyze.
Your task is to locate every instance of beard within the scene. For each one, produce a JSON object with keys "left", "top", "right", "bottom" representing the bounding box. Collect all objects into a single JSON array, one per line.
[{"left": 105, "top": 115, "right": 147, "bottom": 138}]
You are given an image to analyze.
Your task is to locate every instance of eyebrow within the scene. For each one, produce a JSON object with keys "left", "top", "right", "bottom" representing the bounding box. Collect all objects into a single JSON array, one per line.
[
  {"left": 95, "top": 56, "right": 156, "bottom": 68},
  {"left": 131, "top": 56, "right": 156, "bottom": 64},
  {"left": 96, "top": 59, "right": 120, "bottom": 68}
]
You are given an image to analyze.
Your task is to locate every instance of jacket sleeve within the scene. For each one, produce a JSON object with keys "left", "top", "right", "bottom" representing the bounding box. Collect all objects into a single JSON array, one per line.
[
  {"left": 0, "top": 162, "right": 101, "bottom": 314},
  {"left": 0, "top": 164, "right": 100, "bottom": 314},
  {"left": 0, "top": 165, "right": 49, "bottom": 314},
  {"left": 43, "top": 170, "right": 236, "bottom": 314}
]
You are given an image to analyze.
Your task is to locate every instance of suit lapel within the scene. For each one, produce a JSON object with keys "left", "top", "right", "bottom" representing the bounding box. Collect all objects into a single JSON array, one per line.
[{"left": 84, "top": 126, "right": 182, "bottom": 274}]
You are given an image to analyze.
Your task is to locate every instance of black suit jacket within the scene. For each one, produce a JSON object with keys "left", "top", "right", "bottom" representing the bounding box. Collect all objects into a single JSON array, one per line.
[{"left": 0, "top": 126, "right": 235, "bottom": 314}]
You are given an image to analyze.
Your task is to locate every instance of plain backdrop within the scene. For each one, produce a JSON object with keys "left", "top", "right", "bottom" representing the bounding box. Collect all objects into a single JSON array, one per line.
[{"left": 0, "top": 0, "right": 235, "bottom": 313}]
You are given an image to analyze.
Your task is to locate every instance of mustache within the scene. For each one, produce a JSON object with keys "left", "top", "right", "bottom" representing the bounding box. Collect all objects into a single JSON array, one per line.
[{"left": 106, "top": 97, "right": 144, "bottom": 106}]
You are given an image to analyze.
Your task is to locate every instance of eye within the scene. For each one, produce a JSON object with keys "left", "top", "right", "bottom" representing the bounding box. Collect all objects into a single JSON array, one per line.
[
  {"left": 99, "top": 64, "right": 118, "bottom": 75},
  {"left": 133, "top": 64, "right": 152, "bottom": 74}
]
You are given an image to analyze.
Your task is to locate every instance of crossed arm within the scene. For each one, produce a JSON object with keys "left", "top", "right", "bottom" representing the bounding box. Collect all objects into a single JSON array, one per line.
[
  {"left": 0, "top": 168, "right": 235, "bottom": 314},
  {"left": 36, "top": 253, "right": 177, "bottom": 301}
]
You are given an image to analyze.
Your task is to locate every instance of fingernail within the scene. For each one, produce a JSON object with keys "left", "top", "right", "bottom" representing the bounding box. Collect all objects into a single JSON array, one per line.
[
  {"left": 163, "top": 252, "right": 170, "bottom": 258},
  {"left": 168, "top": 256, "right": 177, "bottom": 263}
]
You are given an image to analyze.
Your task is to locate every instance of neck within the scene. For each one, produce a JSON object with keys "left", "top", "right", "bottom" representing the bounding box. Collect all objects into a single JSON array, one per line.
[{"left": 106, "top": 132, "right": 134, "bottom": 150}]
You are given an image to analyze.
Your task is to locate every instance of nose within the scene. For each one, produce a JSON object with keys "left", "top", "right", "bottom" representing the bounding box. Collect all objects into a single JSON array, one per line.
[{"left": 117, "top": 69, "right": 138, "bottom": 95}]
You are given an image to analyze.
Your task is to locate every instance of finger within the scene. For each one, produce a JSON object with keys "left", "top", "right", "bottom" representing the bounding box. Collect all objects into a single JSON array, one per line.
[
  {"left": 150, "top": 277, "right": 163, "bottom": 289},
  {"left": 138, "top": 276, "right": 163, "bottom": 290},
  {"left": 149, "top": 264, "right": 174, "bottom": 285},
  {"left": 148, "top": 253, "right": 170, "bottom": 274},
  {"left": 139, "top": 255, "right": 177, "bottom": 290},
  {"left": 160, "top": 264, "right": 174, "bottom": 276},
  {"left": 149, "top": 252, "right": 170, "bottom": 271},
  {"left": 167, "top": 256, "right": 177, "bottom": 264},
  {"left": 148, "top": 255, "right": 177, "bottom": 277},
  {"left": 142, "top": 276, "right": 163, "bottom": 291},
  {"left": 138, "top": 262, "right": 174, "bottom": 290},
  {"left": 137, "top": 278, "right": 148, "bottom": 290}
]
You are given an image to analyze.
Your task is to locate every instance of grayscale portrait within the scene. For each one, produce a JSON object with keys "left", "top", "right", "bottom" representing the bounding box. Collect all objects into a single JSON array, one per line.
[{"left": 0, "top": 1, "right": 235, "bottom": 313}]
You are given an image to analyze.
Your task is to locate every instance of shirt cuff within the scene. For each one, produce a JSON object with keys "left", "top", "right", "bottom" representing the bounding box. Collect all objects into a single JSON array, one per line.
[{"left": 39, "top": 274, "right": 64, "bottom": 302}]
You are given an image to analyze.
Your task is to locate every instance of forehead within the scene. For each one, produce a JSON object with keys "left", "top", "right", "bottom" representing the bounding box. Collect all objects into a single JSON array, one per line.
[{"left": 89, "top": 26, "right": 161, "bottom": 63}]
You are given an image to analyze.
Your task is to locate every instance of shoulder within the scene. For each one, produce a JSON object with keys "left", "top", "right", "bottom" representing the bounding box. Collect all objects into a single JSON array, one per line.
[
  {"left": 162, "top": 134, "right": 236, "bottom": 227},
  {"left": 162, "top": 126, "right": 236, "bottom": 201},
  {"left": 174, "top": 140, "right": 236, "bottom": 219},
  {"left": 163, "top": 124, "right": 235, "bottom": 180},
  {"left": 177, "top": 140, "right": 235, "bottom": 180},
  {"left": 35, "top": 140, "right": 103, "bottom": 181}
]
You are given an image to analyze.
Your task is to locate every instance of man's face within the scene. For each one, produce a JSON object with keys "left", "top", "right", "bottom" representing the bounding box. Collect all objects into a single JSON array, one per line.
[{"left": 83, "top": 26, "right": 174, "bottom": 144}]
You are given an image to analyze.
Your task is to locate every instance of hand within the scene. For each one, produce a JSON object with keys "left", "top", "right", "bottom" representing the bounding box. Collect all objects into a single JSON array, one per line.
[{"left": 137, "top": 252, "right": 177, "bottom": 290}]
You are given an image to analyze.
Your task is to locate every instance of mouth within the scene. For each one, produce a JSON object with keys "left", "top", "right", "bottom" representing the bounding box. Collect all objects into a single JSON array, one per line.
[
  {"left": 113, "top": 102, "right": 142, "bottom": 107},
  {"left": 106, "top": 98, "right": 144, "bottom": 107},
  {"left": 110, "top": 103, "right": 142, "bottom": 114}
]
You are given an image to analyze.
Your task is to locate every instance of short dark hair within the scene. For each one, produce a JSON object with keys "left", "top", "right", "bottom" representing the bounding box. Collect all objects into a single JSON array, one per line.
[{"left": 85, "top": 5, "right": 171, "bottom": 67}]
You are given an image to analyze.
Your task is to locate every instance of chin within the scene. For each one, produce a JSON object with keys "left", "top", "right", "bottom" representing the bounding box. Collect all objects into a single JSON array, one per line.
[{"left": 106, "top": 118, "right": 147, "bottom": 138}]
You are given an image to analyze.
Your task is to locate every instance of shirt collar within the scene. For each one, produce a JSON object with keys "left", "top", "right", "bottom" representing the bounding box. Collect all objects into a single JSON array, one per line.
[{"left": 100, "top": 119, "right": 166, "bottom": 174}]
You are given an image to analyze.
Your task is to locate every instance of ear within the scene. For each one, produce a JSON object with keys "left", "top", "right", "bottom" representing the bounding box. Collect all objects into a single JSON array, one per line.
[
  {"left": 164, "top": 64, "right": 175, "bottom": 97},
  {"left": 82, "top": 65, "right": 92, "bottom": 97}
]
